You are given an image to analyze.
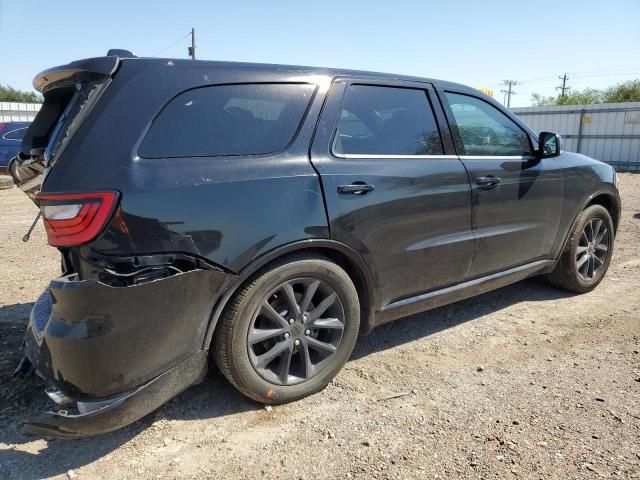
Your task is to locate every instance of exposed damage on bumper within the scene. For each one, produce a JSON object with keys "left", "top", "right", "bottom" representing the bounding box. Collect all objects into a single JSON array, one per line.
[
  {"left": 17, "top": 259, "right": 233, "bottom": 437},
  {"left": 21, "top": 351, "right": 207, "bottom": 438}
]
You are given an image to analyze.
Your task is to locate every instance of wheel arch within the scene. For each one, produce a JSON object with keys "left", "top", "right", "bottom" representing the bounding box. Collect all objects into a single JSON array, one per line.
[
  {"left": 202, "top": 239, "right": 378, "bottom": 352},
  {"left": 584, "top": 190, "right": 620, "bottom": 233},
  {"left": 556, "top": 186, "right": 621, "bottom": 261}
]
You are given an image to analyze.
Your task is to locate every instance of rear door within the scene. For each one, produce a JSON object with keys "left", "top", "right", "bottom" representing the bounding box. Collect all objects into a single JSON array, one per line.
[
  {"left": 310, "top": 80, "right": 473, "bottom": 309},
  {"left": 438, "top": 89, "right": 564, "bottom": 277}
]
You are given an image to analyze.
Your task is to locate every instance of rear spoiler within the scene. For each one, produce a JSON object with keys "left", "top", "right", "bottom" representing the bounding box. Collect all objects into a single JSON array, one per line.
[{"left": 33, "top": 56, "right": 121, "bottom": 94}]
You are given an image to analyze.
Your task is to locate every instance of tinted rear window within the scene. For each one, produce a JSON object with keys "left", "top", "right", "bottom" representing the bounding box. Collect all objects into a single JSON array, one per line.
[
  {"left": 333, "top": 85, "right": 443, "bottom": 156},
  {"left": 140, "top": 83, "right": 314, "bottom": 158}
]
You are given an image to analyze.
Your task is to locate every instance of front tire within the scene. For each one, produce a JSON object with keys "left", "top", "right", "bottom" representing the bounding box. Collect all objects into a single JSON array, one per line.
[
  {"left": 548, "top": 205, "right": 614, "bottom": 293},
  {"left": 213, "top": 253, "right": 360, "bottom": 404}
]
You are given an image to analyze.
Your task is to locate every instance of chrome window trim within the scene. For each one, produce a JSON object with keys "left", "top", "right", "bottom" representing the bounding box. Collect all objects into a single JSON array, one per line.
[
  {"left": 459, "top": 155, "right": 537, "bottom": 161},
  {"left": 334, "top": 153, "right": 459, "bottom": 160}
]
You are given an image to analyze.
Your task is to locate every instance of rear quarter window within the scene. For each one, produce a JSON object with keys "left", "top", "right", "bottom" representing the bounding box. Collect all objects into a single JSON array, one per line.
[{"left": 139, "top": 83, "right": 315, "bottom": 158}]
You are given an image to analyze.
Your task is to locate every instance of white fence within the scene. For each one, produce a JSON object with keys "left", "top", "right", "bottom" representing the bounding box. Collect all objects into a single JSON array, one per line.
[
  {"left": 0, "top": 102, "right": 42, "bottom": 122},
  {"left": 512, "top": 102, "right": 640, "bottom": 172}
]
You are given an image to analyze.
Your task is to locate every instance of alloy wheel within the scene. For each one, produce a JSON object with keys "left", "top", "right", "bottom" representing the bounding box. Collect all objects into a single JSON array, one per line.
[
  {"left": 576, "top": 217, "right": 610, "bottom": 281},
  {"left": 247, "top": 278, "right": 346, "bottom": 385}
]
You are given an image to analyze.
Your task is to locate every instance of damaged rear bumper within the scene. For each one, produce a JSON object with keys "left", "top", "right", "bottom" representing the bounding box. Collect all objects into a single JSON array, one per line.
[
  {"left": 22, "top": 350, "right": 207, "bottom": 438},
  {"left": 19, "top": 267, "right": 232, "bottom": 437}
]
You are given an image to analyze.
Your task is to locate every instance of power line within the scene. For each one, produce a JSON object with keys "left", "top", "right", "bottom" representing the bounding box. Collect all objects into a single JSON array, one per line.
[
  {"left": 500, "top": 80, "right": 519, "bottom": 107},
  {"left": 154, "top": 32, "right": 192, "bottom": 56},
  {"left": 568, "top": 68, "right": 640, "bottom": 76}
]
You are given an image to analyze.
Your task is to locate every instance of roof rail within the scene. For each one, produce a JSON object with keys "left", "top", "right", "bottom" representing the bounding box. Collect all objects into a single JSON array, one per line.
[{"left": 106, "top": 49, "right": 137, "bottom": 58}]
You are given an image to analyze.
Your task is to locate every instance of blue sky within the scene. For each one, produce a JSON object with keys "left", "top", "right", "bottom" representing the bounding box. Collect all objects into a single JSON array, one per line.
[{"left": 1, "top": 0, "right": 638, "bottom": 107}]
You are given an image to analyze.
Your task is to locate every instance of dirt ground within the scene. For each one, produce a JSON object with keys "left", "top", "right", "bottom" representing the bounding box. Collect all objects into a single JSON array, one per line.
[{"left": 0, "top": 174, "right": 638, "bottom": 480}]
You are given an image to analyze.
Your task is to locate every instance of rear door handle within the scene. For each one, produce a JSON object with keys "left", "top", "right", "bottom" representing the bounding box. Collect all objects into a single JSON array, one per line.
[
  {"left": 337, "top": 183, "right": 375, "bottom": 195},
  {"left": 475, "top": 176, "right": 501, "bottom": 188}
]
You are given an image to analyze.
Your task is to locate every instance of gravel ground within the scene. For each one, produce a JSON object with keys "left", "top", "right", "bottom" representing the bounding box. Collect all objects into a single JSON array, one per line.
[{"left": 0, "top": 174, "right": 639, "bottom": 480}]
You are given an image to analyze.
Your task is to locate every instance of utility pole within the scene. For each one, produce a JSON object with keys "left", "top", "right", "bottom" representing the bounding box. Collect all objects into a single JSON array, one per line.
[
  {"left": 556, "top": 73, "right": 570, "bottom": 98},
  {"left": 500, "top": 80, "right": 519, "bottom": 108},
  {"left": 188, "top": 27, "right": 196, "bottom": 60}
]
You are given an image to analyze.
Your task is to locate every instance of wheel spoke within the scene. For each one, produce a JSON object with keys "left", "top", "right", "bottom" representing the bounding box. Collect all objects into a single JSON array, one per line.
[
  {"left": 310, "top": 317, "right": 344, "bottom": 330},
  {"left": 300, "top": 341, "right": 315, "bottom": 379},
  {"left": 299, "top": 280, "right": 320, "bottom": 314},
  {"left": 255, "top": 340, "right": 290, "bottom": 368},
  {"left": 595, "top": 243, "right": 608, "bottom": 252},
  {"left": 587, "top": 255, "right": 595, "bottom": 278},
  {"left": 261, "top": 301, "right": 290, "bottom": 329},
  {"left": 282, "top": 283, "right": 300, "bottom": 317},
  {"left": 576, "top": 245, "right": 589, "bottom": 256},
  {"left": 576, "top": 253, "right": 589, "bottom": 270},
  {"left": 580, "top": 231, "right": 589, "bottom": 245},
  {"left": 591, "top": 219, "right": 602, "bottom": 242},
  {"left": 277, "top": 344, "right": 293, "bottom": 384},
  {"left": 595, "top": 227, "right": 607, "bottom": 246},
  {"left": 249, "top": 327, "right": 285, "bottom": 345},
  {"left": 587, "top": 220, "right": 595, "bottom": 242},
  {"left": 593, "top": 254, "right": 604, "bottom": 266},
  {"left": 306, "top": 336, "right": 337, "bottom": 353},
  {"left": 306, "top": 292, "right": 337, "bottom": 322}
]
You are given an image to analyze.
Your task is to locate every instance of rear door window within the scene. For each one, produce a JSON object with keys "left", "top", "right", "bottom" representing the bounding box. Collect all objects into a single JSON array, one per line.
[
  {"left": 333, "top": 85, "right": 443, "bottom": 156},
  {"left": 445, "top": 92, "right": 532, "bottom": 156},
  {"left": 139, "top": 83, "right": 314, "bottom": 158}
]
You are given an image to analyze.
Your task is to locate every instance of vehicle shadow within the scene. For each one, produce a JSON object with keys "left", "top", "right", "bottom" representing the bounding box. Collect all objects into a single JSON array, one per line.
[
  {"left": 351, "top": 276, "right": 575, "bottom": 360},
  {"left": 0, "top": 277, "right": 573, "bottom": 479}
]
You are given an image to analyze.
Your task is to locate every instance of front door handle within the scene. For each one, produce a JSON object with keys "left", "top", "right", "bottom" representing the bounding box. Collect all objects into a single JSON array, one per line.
[
  {"left": 475, "top": 176, "right": 501, "bottom": 188},
  {"left": 337, "top": 183, "right": 375, "bottom": 195}
]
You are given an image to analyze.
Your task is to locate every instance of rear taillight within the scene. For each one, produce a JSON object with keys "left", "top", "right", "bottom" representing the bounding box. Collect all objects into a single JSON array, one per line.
[{"left": 36, "top": 192, "right": 119, "bottom": 247}]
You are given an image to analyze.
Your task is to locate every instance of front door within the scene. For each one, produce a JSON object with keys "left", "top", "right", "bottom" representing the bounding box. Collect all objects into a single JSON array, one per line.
[
  {"left": 310, "top": 81, "right": 474, "bottom": 309},
  {"left": 440, "top": 90, "right": 564, "bottom": 277}
]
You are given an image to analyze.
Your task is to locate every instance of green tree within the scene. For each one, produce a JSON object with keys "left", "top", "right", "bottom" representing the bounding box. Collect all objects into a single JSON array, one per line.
[
  {"left": 556, "top": 88, "right": 603, "bottom": 105},
  {"left": 603, "top": 79, "right": 640, "bottom": 103},
  {"left": 530, "top": 79, "right": 640, "bottom": 106},
  {"left": 530, "top": 93, "right": 556, "bottom": 106},
  {"left": 0, "top": 84, "right": 43, "bottom": 103}
]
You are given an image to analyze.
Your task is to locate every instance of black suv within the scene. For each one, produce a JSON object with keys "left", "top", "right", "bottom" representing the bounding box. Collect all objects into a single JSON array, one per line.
[{"left": 10, "top": 53, "right": 620, "bottom": 437}]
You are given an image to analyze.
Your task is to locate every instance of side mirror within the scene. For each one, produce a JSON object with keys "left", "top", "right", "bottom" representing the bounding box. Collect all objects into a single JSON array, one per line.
[{"left": 538, "top": 131, "right": 561, "bottom": 158}]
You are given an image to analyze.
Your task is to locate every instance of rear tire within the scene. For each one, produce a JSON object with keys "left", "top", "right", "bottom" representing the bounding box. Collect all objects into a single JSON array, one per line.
[
  {"left": 547, "top": 205, "right": 614, "bottom": 293},
  {"left": 213, "top": 253, "right": 360, "bottom": 404}
]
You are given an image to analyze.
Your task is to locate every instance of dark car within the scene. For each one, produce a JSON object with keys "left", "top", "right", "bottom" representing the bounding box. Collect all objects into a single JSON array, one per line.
[
  {"left": 10, "top": 52, "right": 620, "bottom": 438},
  {"left": 0, "top": 122, "right": 30, "bottom": 187}
]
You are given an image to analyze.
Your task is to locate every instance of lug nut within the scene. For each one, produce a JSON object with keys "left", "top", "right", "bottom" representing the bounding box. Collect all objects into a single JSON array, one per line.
[
  {"left": 289, "top": 318, "right": 295, "bottom": 324},
  {"left": 284, "top": 332, "right": 290, "bottom": 339},
  {"left": 302, "top": 315, "right": 307, "bottom": 322},
  {"left": 294, "top": 339, "right": 300, "bottom": 346},
  {"left": 305, "top": 329, "right": 311, "bottom": 335}
]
